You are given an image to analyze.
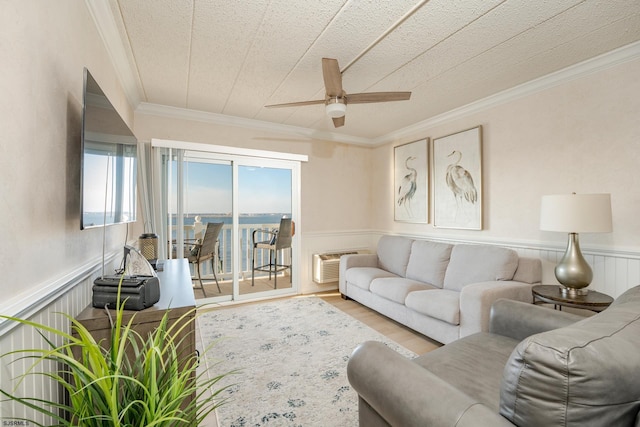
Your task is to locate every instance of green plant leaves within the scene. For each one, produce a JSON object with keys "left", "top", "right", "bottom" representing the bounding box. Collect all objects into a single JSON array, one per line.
[{"left": 1, "top": 303, "right": 237, "bottom": 426}]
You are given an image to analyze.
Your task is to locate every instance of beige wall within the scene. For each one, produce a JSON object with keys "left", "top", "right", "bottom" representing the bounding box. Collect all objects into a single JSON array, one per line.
[
  {"left": 133, "top": 113, "right": 373, "bottom": 233},
  {"left": 0, "top": 1, "right": 138, "bottom": 304},
  {"left": 373, "top": 57, "right": 640, "bottom": 253}
]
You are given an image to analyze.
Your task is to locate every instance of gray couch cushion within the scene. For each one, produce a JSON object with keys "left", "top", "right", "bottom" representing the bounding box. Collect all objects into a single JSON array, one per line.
[
  {"left": 512, "top": 257, "right": 542, "bottom": 284},
  {"left": 377, "top": 235, "right": 413, "bottom": 277},
  {"left": 416, "top": 332, "right": 521, "bottom": 412},
  {"left": 406, "top": 289, "right": 461, "bottom": 325},
  {"left": 405, "top": 240, "right": 453, "bottom": 288},
  {"left": 500, "top": 287, "right": 640, "bottom": 427},
  {"left": 345, "top": 267, "right": 398, "bottom": 291},
  {"left": 370, "top": 277, "right": 435, "bottom": 304},
  {"left": 443, "top": 244, "right": 519, "bottom": 292}
]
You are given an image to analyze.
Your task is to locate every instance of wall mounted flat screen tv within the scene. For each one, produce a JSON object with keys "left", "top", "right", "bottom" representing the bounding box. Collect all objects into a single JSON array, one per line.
[{"left": 81, "top": 68, "right": 137, "bottom": 229}]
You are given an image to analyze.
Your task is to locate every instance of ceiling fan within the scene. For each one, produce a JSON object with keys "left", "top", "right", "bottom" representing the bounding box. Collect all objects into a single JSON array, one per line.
[{"left": 265, "top": 58, "right": 411, "bottom": 128}]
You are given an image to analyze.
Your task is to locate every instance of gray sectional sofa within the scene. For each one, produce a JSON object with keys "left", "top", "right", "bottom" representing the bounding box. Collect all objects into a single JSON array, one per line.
[{"left": 339, "top": 235, "right": 541, "bottom": 344}]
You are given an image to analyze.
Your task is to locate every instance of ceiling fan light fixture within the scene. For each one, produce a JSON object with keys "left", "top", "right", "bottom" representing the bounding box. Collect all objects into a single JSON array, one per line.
[
  {"left": 265, "top": 59, "right": 410, "bottom": 128},
  {"left": 325, "top": 99, "right": 346, "bottom": 118}
]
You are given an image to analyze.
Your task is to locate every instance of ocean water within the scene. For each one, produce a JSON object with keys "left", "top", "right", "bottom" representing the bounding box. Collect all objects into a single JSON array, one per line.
[{"left": 175, "top": 213, "right": 289, "bottom": 227}]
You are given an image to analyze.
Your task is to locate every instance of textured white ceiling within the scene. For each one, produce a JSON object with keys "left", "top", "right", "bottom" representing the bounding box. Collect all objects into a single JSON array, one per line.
[{"left": 101, "top": 0, "right": 640, "bottom": 143}]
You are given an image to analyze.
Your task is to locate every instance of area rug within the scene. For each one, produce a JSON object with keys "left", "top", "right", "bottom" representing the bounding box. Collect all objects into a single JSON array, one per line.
[{"left": 196, "top": 297, "right": 416, "bottom": 427}]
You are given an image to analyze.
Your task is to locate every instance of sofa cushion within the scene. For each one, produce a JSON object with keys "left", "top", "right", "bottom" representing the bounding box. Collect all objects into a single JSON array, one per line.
[
  {"left": 377, "top": 235, "right": 413, "bottom": 277},
  {"left": 405, "top": 289, "right": 461, "bottom": 325},
  {"left": 499, "top": 289, "right": 640, "bottom": 427},
  {"left": 405, "top": 240, "right": 453, "bottom": 288},
  {"left": 369, "top": 278, "right": 436, "bottom": 304},
  {"left": 345, "top": 267, "right": 398, "bottom": 291},
  {"left": 443, "top": 245, "right": 518, "bottom": 292}
]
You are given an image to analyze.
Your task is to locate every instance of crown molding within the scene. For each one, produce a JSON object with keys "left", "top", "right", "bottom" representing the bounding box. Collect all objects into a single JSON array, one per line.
[
  {"left": 136, "top": 40, "right": 640, "bottom": 147},
  {"left": 85, "top": 0, "right": 143, "bottom": 109},
  {"left": 375, "top": 40, "right": 640, "bottom": 146},
  {"left": 135, "top": 102, "right": 373, "bottom": 146}
]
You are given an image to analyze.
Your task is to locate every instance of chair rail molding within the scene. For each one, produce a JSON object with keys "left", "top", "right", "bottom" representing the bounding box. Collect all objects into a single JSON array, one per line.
[
  {"left": 305, "top": 228, "right": 638, "bottom": 298},
  {"left": 0, "top": 251, "right": 119, "bottom": 336}
]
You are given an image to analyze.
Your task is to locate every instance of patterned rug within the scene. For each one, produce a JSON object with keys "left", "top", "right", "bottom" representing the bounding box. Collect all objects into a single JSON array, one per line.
[{"left": 196, "top": 296, "right": 416, "bottom": 427}]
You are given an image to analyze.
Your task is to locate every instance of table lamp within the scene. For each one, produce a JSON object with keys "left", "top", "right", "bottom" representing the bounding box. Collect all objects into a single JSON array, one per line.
[{"left": 540, "top": 193, "right": 612, "bottom": 296}]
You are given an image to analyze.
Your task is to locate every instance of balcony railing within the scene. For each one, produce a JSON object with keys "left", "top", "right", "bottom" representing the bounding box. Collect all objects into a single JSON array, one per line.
[{"left": 170, "top": 223, "right": 289, "bottom": 280}]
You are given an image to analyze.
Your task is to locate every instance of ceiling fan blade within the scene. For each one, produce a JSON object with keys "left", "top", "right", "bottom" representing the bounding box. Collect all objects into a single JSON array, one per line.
[
  {"left": 346, "top": 91, "right": 411, "bottom": 104},
  {"left": 322, "top": 58, "right": 343, "bottom": 97},
  {"left": 332, "top": 116, "right": 345, "bottom": 128},
  {"left": 265, "top": 99, "right": 326, "bottom": 108}
]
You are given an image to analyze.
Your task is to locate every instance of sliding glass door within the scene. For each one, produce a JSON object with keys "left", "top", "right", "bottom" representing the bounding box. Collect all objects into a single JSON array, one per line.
[
  {"left": 238, "top": 164, "right": 292, "bottom": 296},
  {"left": 154, "top": 143, "right": 300, "bottom": 303}
]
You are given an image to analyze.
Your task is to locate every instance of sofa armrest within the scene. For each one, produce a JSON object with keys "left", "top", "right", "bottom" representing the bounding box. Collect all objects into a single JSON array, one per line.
[
  {"left": 458, "top": 281, "right": 534, "bottom": 338},
  {"left": 339, "top": 253, "right": 378, "bottom": 294},
  {"left": 489, "top": 299, "right": 585, "bottom": 341},
  {"left": 347, "top": 341, "right": 514, "bottom": 427}
]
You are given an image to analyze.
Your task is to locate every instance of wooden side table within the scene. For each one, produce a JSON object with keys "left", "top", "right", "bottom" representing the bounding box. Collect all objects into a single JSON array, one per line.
[{"left": 532, "top": 285, "right": 613, "bottom": 312}]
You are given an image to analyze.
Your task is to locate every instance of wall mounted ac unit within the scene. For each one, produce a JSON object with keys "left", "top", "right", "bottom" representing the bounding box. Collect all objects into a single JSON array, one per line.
[{"left": 312, "top": 251, "right": 360, "bottom": 284}]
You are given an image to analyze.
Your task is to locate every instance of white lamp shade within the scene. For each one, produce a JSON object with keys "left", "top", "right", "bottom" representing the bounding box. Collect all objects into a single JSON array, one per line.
[
  {"left": 540, "top": 193, "right": 612, "bottom": 233},
  {"left": 325, "top": 102, "right": 346, "bottom": 118}
]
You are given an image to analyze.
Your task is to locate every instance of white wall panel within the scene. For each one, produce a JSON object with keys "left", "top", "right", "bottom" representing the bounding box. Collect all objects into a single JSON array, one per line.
[{"left": 0, "top": 265, "right": 100, "bottom": 422}]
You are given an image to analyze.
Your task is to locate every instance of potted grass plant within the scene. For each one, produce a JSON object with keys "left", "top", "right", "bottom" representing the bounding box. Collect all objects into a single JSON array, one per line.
[{"left": 0, "top": 281, "right": 235, "bottom": 426}]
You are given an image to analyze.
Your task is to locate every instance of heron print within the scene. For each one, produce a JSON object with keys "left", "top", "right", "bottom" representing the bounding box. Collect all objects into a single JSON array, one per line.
[
  {"left": 433, "top": 127, "right": 482, "bottom": 229},
  {"left": 397, "top": 155, "right": 417, "bottom": 213},
  {"left": 446, "top": 150, "right": 477, "bottom": 205},
  {"left": 394, "top": 139, "right": 428, "bottom": 223}
]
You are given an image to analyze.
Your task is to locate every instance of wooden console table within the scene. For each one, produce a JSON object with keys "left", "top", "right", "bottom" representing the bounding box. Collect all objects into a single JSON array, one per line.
[{"left": 74, "top": 258, "right": 196, "bottom": 368}]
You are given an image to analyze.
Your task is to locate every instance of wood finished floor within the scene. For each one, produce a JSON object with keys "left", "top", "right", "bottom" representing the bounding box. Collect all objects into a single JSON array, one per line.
[
  {"left": 193, "top": 275, "right": 292, "bottom": 299},
  {"left": 317, "top": 292, "right": 442, "bottom": 355}
]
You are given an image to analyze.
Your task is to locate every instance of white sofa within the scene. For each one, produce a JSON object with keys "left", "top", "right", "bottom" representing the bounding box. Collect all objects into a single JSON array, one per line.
[{"left": 339, "top": 236, "right": 542, "bottom": 344}]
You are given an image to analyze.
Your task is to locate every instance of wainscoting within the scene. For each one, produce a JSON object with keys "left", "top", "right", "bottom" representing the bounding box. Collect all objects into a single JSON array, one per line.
[
  {"left": 0, "top": 259, "right": 105, "bottom": 424},
  {"left": 511, "top": 244, "right": 639, "bottom": 299}
]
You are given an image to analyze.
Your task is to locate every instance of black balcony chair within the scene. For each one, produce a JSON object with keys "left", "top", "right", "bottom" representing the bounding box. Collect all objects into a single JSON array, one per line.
[
  {"left": 181, "top": 222, "right": 223, "bottom": 297},
  {"left": 251, "top": 218, "right": 293, "bottom": 289}
]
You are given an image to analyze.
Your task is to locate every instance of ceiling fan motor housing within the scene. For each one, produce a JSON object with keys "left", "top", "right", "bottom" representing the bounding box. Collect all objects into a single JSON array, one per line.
[{"left": 326, "top": 97, "right": 346, "bottom": 118}]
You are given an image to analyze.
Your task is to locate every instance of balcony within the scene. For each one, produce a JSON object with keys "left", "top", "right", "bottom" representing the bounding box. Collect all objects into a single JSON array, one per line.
[{"left": 170, "top": 222, "right": 292, "bottom": 298}]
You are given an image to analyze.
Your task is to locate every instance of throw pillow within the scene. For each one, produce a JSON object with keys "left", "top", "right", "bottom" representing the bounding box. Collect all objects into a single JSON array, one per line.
[
  {"left": 405, "top": 240, "right": 453, "bottom": 288},
  {"left": 443, "top": 244, "right": 518, "bottom": 291}
]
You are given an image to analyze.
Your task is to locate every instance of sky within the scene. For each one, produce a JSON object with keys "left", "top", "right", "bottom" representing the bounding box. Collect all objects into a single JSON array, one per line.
[
  {"left": 84, "top": 155, "right": 293, "bottom": 216},
  {"left": 83, "top": 152, "right": 136, "bottom": 215},
  {"left": 175, "top": 161, "right": 292, "bottom": 214}
]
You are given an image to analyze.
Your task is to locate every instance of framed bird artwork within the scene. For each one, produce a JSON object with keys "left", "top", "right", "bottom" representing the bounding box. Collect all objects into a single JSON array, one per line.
[
  {"left": 433, "top": 126, "right": 483, "bottom": 230},
  {"left": 394, "top": 138, "right": 428, "bottom": 223}
]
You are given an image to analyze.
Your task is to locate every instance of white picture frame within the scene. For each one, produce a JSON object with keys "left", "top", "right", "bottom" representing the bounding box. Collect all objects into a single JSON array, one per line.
[{"left": 432, "top": 126, "right": 482, "bottom": 230}]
